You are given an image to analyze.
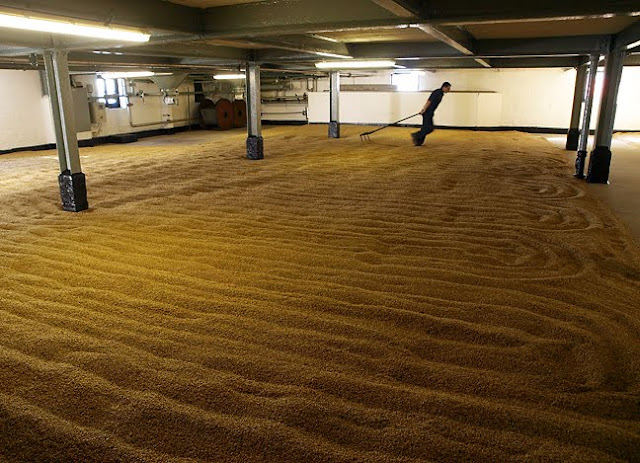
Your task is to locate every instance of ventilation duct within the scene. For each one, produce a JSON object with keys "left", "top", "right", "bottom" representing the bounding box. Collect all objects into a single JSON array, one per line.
[{"left": 150, "top": 73, "right": 188, "bottom": 92}]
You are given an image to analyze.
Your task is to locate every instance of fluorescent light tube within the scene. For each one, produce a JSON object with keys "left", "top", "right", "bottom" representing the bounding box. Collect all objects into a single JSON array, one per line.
[
  {"left": 627, "top": 40, "right": 640, "bottom": 50},
  {"left": 99, "top": 71, "right": 154, "bottom": 79},
  {"left": 214, "top": 74, "right": 246, "bottom": 80},
  {"left": 0, "top": 12, "right": 150, "bottom": 42},
  {"left": 316, "top": 52, "right": 353, "bottom": 59},
  {"left": 315, "top": 60, "right": 396, "bottom": 69}
]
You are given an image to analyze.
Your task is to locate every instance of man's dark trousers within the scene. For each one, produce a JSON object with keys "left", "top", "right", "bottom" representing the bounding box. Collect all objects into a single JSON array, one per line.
[{"left": 413, "top": 112, "right": 434, "bottom": 146}]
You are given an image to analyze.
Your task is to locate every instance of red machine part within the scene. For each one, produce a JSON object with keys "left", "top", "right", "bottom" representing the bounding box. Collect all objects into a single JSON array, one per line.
[
  {"left": 232, "top": 99, "right": 247, "bottom": 128},
  {"left": 215, "top": 98, "right": 234, "bottom": 131}
]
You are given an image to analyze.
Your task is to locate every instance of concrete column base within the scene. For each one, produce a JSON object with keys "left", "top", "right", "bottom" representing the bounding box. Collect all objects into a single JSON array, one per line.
[
  {"left": 565, "top": 128, "right": 580, "bottom": 151},
  {"left": 329, "top": 121, "right": 340, "bottom": 139},
  {"left": 574, "top": 150, "right": 587, "bottom": 179},
  {"left": 586, "top": 146, "right": 612, "bottom": 184},
  {"left": 246, "top": 136, "right": 264, "bottom": 160},
  {"left": 58, "top": 171, "right": 88, "bottom": 212}
]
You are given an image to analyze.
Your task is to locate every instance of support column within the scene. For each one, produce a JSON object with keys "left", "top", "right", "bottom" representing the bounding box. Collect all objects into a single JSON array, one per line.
[
  {"left": 574, "top": 54, "right": 599, "bottom": 179},
  {"left": 245, "top": 62, "right": 263, "bottom": 160},
  {"left": 566, "top": 63, "right": 588, "bottom": 150},
  {"left": 43, "top": 50, "right": 88, "bottom": 212},
  {"left": 587, "top": 48, "right": 626, "bottom": 184},
  {"left": 329, "top": 71, "right": 340, "bottom": 138}
]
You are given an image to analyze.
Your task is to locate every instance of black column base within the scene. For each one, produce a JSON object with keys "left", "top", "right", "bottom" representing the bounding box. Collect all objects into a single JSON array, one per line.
[
  {"left": 574, "top": 150, "right": 587, "bottom": 179},
  {"left": 246, "top": 136, "right": 264, "bottom": 160},
  {"left": 329, "top": 121, "right": 340, "bottom": 139},
  {"left": 586, "top": 145, "right": 612, "bottom": 184},
  {"left": 565, "top": 128, "right": 580, "bottom": 151},
  {"left": 58, "top": 171, "right": 88, "bottom": 212}
]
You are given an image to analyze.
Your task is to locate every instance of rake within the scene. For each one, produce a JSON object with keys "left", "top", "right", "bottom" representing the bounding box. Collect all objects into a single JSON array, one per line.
[{"left": 359, "top": 113, "right": 420, "bottom": 141}]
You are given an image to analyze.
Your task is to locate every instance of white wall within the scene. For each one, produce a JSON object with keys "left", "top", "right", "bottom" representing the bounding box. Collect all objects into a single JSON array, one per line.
[
  {"left": 415, "top": 68, "right": 577, "bottom": 128},
  {"left": 0, "top": 71, "right": 206, "bottom": 151},
  {"left": 1, "top": 66, "right": 638, "bottom": 151},
  {"left": 307, "top": 67, "right": 640, "bottom": 131},
  {"left": 72, "top": 75, "right": 198, "bottom": 136},
  {"left": 601, "top": 67, "right": 640, "bottom": 131},
  {"left": 308, "top": 92, "right": 502, "bottom": 127},
  {"left": 0, "top": 70, "right": 56, "bottom": 150},
  {"left": 261, "top": 101, "right": 307, "bottom": 122}
]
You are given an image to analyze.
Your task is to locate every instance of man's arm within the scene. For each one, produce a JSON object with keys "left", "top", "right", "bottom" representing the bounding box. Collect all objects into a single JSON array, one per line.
[{"left": 419, "top": 99, "right": 431, "bottom": 115}]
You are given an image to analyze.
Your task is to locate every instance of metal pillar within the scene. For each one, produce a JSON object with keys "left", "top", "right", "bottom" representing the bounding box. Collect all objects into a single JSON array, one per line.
[
  {"left": 329, "top": 71, "right": 340, "bottom": 138},
  {"left": 43, "top": 50, "right": 88, "bottom": 212},
  {"left": 574, "top": 54, "right": 599, "bottom": 179},
  {"left": 587, "top": 48, "right": 626, "bottom": 184},
  {"left": 245, "top": 62, "right": 263, "bottom": 160},
  {"left": 566, "top": 63, "right": 587, "bottom": 150}
]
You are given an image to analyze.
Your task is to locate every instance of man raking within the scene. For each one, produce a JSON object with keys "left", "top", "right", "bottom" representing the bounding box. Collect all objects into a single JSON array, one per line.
[{"left": 411, "top": 82, "right": 451, "bottom": 146}]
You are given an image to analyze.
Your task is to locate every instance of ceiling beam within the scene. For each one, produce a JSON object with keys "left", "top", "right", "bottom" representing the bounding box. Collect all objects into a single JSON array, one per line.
[
  {"left": 200, "top": 0, "right": 640, "bottom": 39},
  {"left": 0, "top": 54, "right": 235, "bottom": 72},
  {"left": 417, "top": 25, "right": 491, "bottom": 67},
  {"left": 348, "top": 35, "right": 612, "bottom": 59},
  {"left": 347, "top": 41, "right": 467, "bottom": 59},
  {"left": 400, "top": 56, "right": 587, "bottom": 68},
  {"left": 244, "top": 35, "right": 351, "bottom": 58},
  {"left": 474, "top": 35, "right": 612, "bottom": 57},
  {"left": 202, "top": 0, "right": 407, "bottom": 38},
  {"left": 416, "top": 25, "right": 474, "bottom": 55},
  {"left": 487, "top": 56, "right": 585, "bottom": 67},
  {"left": 0, "top": 31, "right": 347, "bottom": 62},
  {"left": 368, "top": 0, "right": 422, "bottom": 18},
  {"left": 0, "top": 46, "right": 37, "bottom": 57},
  {"left": 68, "top": 52, "right": 179, "bottom": 66},
  {"left": 0, "top": 0, "right": 202, "bottom": 34},
  {"left": 105, "top": 42, "right": 248, "bottom": 61},
  {"left": 421, "top": 1, "right": 640, "bottom": 25},
  {"left": 614, "top": 20, "right": 640, "bottom": 50},
  {"left": 366, "top": 1, "right": 493, "bottom": 68},
  {"left": 399, "top": 57, "right": 486, "bottom": 68}
]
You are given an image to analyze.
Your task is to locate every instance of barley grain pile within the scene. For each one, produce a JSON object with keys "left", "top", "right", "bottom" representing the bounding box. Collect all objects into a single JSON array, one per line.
[{"left": 0, "top": 125, "right": 639, "bottom": 462}]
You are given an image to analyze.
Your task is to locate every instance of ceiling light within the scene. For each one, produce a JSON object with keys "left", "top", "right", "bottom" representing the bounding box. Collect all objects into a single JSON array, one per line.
[
  {"left": 213, "top": 74, "right": 246, "bottom": 80},
  {"left": 0, "top": 12, "right": 150, "bottom": 42},
  {"left": 99, "top": 71, "right": 154, "bottom": 79},
  {"left": 627, "top": 40, "right": 640, "bottom": 50},
  {"left": 309, "top": 34, "right": 341, "bottom": 43},
  {"left": 316, "top": 52, "right": 353, "bottom": 59},
  {"left": 393, "top": 70, "right": 425, "bottom": 75},
  {"left": 315, "top": 60, "right": 396, "bottom": 69}
]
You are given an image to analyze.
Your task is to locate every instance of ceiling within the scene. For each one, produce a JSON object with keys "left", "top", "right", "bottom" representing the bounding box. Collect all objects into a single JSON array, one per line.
[
  {"left": 319, "top": 27, "right": 439, "bottom": 43},
  {"left": 466, "top": 17, "right": 639, "bottom": 40},
  {"left": 0, "top": 0, "right": 637, "bottom": 73},
  {"left": 168, "top": 0, "right": 262, "bottom": 8}
]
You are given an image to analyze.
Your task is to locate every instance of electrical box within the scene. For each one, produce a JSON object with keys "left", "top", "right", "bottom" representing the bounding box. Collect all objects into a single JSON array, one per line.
[
  {"left": 72, "top": 87, "right": 92, "bottom": 132},
  {"left": 89, "top": 102, "right": 107, "bottom": 124}
]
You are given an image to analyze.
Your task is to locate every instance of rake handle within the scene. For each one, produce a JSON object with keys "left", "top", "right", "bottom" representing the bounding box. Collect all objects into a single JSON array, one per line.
[{"left": 360, "top": 113, "right": 421, "bottom": 137}]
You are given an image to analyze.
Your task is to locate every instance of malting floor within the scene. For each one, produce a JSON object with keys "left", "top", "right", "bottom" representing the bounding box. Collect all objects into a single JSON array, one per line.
[{"left": 0, "top": 125, "right": 639, "bottom": 462}]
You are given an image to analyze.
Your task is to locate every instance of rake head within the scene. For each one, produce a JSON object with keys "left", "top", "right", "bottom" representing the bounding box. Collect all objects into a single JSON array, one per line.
[{"left": 360, "top": 133, "right": 372, "bottom": 141}]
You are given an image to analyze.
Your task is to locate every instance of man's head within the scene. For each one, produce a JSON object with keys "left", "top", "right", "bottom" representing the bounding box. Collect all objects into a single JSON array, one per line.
[{"left": 442, "top": 82, "right": 451, "bottom": 93}]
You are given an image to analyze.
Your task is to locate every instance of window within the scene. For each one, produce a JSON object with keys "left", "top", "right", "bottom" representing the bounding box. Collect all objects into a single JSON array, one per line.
[
  {"left": 95, "top": 77, "right": 128, "bottom": 108},
  {"left": 391, "top": 72, "right": 421, "bottom": 92}
]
